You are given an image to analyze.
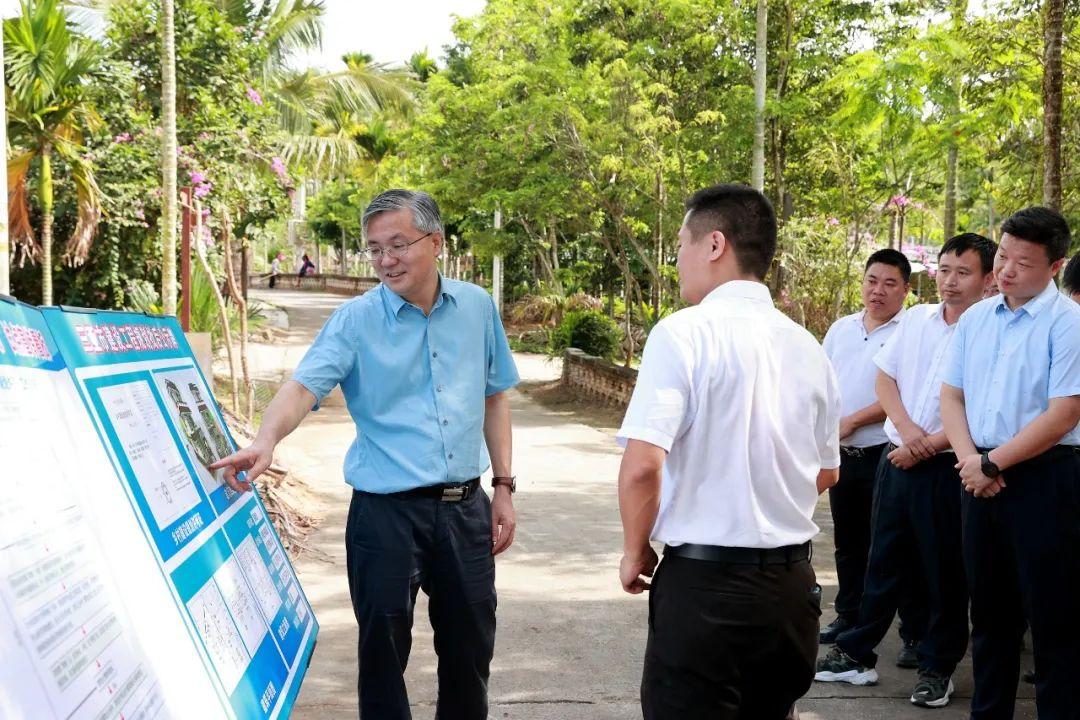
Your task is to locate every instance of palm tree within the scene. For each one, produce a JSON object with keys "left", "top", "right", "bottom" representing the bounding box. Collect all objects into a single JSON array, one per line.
[
  {"left": 160, "top": 0, "right": 177, "bottom": 315},
  {"left": 5, "top": 0, "right": 104, "bottom": 305}
]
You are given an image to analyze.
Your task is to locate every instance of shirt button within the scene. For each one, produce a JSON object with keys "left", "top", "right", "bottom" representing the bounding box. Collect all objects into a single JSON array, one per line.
[
  {"left": 432, "top": 351, "right": 438, "bottom": 358},
  {"left": 448, "top": 453, "right": 454, "bottom": 459},
  {"left": 442, "top": 419, "right": 448, "bottom": 426},
  {"left": 436, "top": 385, "right": 443, "bottom": 392}
]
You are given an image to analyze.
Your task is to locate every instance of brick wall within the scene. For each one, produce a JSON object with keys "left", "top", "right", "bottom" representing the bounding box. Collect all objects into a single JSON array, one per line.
[{"left": 561, "top": 348, "right": 638, "bottom": 408}]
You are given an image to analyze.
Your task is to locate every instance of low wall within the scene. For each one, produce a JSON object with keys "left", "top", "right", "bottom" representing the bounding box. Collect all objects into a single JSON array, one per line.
[
  {"left": 248, "top": 273, "right": 379, "bottom": 296},
  {"left": 561, "top": 348, "right": 638, "bottom": 408}
]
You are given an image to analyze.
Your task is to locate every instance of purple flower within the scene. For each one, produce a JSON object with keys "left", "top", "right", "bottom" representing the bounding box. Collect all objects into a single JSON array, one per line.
[
  {"left": 246, "top": 86, "right": 263, "bottom": 106},
  {"left": 270, "top": 156, "right": 288, "bottom": 182},
  {"left": 826, "top": 217, "right": 840, "bottom": 227},
  {"left": 134, "top": 208, "right": 145, "bottom": 220},
  {"left": 194, "top": 182, "right": 213, "bottom": 198},
  {"left": 189, "top": 170, "right": 206, "bottom": 185},
  {"left": 113, "top": 132, "right": 132, "bottom": 144},
  {"left": 888, "top": 194, "right": 912, "bottom": 210}
]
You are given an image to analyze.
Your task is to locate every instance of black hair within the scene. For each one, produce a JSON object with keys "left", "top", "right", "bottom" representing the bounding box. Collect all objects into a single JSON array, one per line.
[
  {"left": 939, "top": 232, "right": 997, "bottom": 275},
  {"left": 1063, "top": 254, "right": 1080, "bottom": 294},
  {"left": 864, "top": 249, "right": 911, "bottom": 283},
  {"left": 1000, "top": 206, "right": 1071, "bottom": 262},
  {"left": 684, "top": 183, "right": 777, "bottom": 280}
]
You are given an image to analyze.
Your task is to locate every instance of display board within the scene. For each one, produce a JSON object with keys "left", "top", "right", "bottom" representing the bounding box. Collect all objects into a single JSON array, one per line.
[{"left": 0, "top": 298, "right": 318, "bottom": 720}]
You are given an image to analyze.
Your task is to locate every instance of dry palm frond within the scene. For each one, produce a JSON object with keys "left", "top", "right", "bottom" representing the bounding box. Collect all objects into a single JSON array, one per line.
[{"left": 7, "top": 149, "right": 39, "bottom": 266}]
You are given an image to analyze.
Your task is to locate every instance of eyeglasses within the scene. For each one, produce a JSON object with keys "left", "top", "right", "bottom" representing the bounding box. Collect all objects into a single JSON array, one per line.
[{"left": 361, "top": 232, "right": 433, "bottom": 261}]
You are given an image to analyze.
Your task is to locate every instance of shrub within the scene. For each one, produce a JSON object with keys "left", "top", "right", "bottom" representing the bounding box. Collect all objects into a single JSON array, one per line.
[{"left": 550, "top": 309, "right": 622, "bottom": 358}]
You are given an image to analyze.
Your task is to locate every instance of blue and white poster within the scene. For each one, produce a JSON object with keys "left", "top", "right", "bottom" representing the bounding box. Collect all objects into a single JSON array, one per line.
[{"left": 0, "top": 298, "right": 317, "bottom": 720}]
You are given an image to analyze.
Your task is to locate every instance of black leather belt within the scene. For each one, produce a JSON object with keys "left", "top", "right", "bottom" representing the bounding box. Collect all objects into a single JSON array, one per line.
[
  {"left": 384, "top": 478, "right": 480, "bottom": 503},
  {"left": 664, "top": 541, "right": 811, "bottom": 565},
  {"left": 841, "top": 443, "right": 887, "bottom": 458}
]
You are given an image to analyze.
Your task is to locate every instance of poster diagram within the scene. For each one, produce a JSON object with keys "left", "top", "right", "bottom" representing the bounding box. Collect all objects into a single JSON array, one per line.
[
  {"left": 98, "top": 380, "right": 202, "bottom": 530},
  {"left": 153, "top": 367, "right": 233, "bottom": 497},
  {"left": 187, "top": 578, "right": 251, "bottom": 693}
]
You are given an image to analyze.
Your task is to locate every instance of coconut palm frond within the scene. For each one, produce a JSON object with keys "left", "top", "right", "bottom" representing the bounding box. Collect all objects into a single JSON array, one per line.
[
  {"left": 281, "top": 133, "right": 363, "bottom": 177},
  {"left": 263, "top": 0, "right": 323, "bottom": 77},
  {"left": 7, "top": 150, "right": 40, "bottom": 266}
]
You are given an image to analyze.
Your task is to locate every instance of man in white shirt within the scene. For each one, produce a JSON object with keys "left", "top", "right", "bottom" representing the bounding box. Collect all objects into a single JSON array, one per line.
[
  {"left": 819, "top": 249, "right": 927, "bottom": 659},
  {"left": 815, "top": 233, "right": 996, "bottom": 709},
  {"left": 617, "top": 184, "right": 842, "bottom": 719}
]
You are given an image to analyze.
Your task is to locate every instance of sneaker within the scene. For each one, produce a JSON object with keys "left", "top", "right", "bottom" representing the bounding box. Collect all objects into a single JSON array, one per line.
[
  {"left": 896, "top": 637, "right": 919, "bottom": 669},
  {"left": 819, "top": 616, "right": 853, "bottom": 644},
  {"left": 910, "top": 669, "right": 954, "bottom": 708},
  {"left": 815, "top": 646, "right": 880, "bottom": 685}
]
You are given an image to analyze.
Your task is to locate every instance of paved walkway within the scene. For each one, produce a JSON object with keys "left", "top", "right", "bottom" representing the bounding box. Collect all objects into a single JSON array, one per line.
[{"left": 246, "top": 288, "right": 1036, "bottom": 719}]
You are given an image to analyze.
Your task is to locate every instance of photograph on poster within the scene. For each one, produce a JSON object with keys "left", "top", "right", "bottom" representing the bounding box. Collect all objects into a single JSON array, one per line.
[
  {"left": 152, "top": 367, "right": 233, "bottom": 497},
  {"left": 96, "top": 380, "right": 201, "bottom": 530}
]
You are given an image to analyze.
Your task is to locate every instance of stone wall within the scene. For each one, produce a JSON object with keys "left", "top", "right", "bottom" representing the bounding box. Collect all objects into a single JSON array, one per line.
[
  {"left": 248, "top": 273, "right": 379, "bottom": 297},
  {"left": 561, "top": 348, "right": 638, "bottom": 408}
]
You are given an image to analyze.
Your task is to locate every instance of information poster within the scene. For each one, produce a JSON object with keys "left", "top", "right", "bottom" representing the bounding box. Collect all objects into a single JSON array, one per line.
[{"left": 0, "top": 298, "right": 317, "bottom": 720}]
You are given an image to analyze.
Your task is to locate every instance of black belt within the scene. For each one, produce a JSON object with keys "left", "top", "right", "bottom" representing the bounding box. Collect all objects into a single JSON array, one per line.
[
  {"left": 380, "top": 478, "right": 480, "bottom": 503},
  {"left": 664, "top": 541, "right": 811, "bottom": 566},
  {"left": 841, "top": 443, "right": 887, "bottom": 458}
]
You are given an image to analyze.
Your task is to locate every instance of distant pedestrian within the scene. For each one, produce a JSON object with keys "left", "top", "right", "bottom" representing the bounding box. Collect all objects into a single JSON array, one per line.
[
  {"left": 298, "top": 253, "right": 315, "bottom": 278},
  {"left": 270, "top": 252, "right": 282, "bottom": 288}
]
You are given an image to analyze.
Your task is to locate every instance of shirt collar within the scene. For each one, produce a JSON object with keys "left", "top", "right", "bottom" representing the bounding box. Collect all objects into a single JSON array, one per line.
[
  {"left": 857, "top": 306, "right": 904, "bottom": 335},
  {"left": 701, "top": 280, "right": 774, "bottom": 306},
  {"left": 382, "top": 274, "right": 458, "bottom": 319},
  {"left": 993, "top": 279, "right": 1059, "bottom": 318}
]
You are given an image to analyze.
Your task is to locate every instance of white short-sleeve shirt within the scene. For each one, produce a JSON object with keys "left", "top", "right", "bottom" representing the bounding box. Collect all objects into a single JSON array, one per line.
[
  {"left": 873, "top": 303, "right": 956, "bottom": 448},
  {"left": 823, "top": 309, "right": 904, "bottom": 447},
  {"left": 617, "top": 281, "right": 842, "bottom": 549}
]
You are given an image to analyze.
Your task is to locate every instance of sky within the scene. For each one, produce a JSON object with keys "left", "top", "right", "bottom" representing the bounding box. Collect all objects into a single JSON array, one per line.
[{"left": 0, "top": 0, "right": 487, "bottom": 70}]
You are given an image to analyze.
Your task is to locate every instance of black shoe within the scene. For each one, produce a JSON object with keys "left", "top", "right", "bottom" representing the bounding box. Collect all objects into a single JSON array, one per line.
[
  {"left": 1023, "top": 668, "right": 1036, "bottom": 684},
  {"left": 910, "top": 669, "right": 954, "bottom": 708},
  {"left": 814, "top": 646, "right": 880, "bottom": 685},
  {"left": 896, "top": 637, "right": 919, "bottom": 669},
  {"left": 819, "top": 616, "right": 852, "bottom": 644}
]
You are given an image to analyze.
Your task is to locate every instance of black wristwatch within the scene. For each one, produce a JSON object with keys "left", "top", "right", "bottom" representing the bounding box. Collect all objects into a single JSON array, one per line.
[
  {"left": 981, "top": 452, "right": 1001, "bottom": 479},
  {"left": 492, "top": 476, "right": 516, "bottom": 493}
]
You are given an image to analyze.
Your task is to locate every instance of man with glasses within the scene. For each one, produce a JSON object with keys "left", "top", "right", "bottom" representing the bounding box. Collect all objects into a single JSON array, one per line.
[{"left": 212, "top": 189, "right": 520, "bottom": 719}]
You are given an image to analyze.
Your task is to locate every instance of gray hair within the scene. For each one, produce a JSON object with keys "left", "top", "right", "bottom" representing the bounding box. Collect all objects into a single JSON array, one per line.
[{"left": 362, "top": 189, "right": 444, "bottom": 239}]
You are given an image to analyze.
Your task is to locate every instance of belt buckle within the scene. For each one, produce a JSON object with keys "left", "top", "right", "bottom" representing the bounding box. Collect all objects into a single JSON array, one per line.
[{"left": 441, "top": 486, "right": 466, "bottom": 502}]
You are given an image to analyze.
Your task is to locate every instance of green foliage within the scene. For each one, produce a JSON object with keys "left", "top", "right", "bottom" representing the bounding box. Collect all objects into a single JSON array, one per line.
[{"left": 550, "top": 309, "right": 622, "bottom": 358}]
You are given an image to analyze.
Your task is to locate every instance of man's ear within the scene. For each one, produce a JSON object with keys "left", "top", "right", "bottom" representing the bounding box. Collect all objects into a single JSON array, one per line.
[
  {"left": 1050, "top": 257, "right": 1065, "bottom": 276},
  {"left": 432, "top": 232, "right": 444, "bottom": 256},
  {"left": 708, "top": 231, "right": 727, "bottom": 262}
]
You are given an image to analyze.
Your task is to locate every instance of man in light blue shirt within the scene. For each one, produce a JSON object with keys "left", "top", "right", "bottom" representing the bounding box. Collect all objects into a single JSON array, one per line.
[
  {"left": 940, "top": 206, "right": 1080, "bottom": 720},
  {"left": 213, "top": 189, "right": 520, "bottom": 719}
]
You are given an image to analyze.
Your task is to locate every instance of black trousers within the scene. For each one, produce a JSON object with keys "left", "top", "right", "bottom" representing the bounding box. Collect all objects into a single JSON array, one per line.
[
  {"left": 828, "top": 445, "right": 927, "bottom": 638},
  {"left": 836, "top": 451, "right": 968, "bottom": 674},
  {"left": 345, "top": 484, "right": 496, "bottom": 720},
  {"left": 641, "top": 554, "right": 820, "bottom": 720},
  {"left": 964, "top": 446, "right": 1080, "bottom": 720}
]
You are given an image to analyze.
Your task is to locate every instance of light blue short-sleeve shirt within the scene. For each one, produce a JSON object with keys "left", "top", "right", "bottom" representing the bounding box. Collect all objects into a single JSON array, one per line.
[
  {"left": 291, "top": 277, "right": 520, "bottom": 493},
  {"left": 940, "top": 280, "right": 1080, "bottom": 448}
]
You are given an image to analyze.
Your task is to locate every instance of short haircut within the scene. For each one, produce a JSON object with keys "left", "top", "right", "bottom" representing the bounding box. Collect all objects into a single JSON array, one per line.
[
  {"left": 865, "top": 248, "right": 911, "bottom": 283},
  {"left": 939, "top": 232, "right": 997, "bottom": 274},
  {"left": 362, "top": 189, "right": 444, "bottom": 239},
  {"left": 1000, "top": 206, "right": 1070, "bottom": 262},
  {"left": 683, "top": 183, "right": 777, "bottom": 280},
  {"left": 1063, "top": 254, "right": 1080, "bottom": 294}
]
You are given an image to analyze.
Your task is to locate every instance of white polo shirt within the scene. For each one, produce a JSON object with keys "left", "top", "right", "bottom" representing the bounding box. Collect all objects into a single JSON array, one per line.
[
  {"left": 617, "top": 281, "right": 842, "bottom": 549},
  {"left": 873, "top": 303, "right": 956, "bottom": 448},
  {"left": 823, "top": 309, "right": 904, "bottom": 448}
]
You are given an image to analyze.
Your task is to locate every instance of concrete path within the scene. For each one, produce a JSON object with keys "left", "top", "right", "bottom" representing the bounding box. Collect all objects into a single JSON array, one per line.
[{"left": 245, "top": 288, "right": 1036, "bottom": 720}]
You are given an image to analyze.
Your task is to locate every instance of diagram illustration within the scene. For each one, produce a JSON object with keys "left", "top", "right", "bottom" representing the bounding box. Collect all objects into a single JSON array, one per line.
[
  {"left": 164, "top": 379, "right": 216, "bottom": 470},
  {"left": 189, "top": 382, "right": 231, "bottom": 461}
]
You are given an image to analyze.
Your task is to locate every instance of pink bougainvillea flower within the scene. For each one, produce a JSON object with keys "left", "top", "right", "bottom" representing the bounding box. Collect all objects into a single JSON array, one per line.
[
  {"left": 270, "top": 156, "right": 288, "bottom": 182},
  {"left": 189, "top": 170, "right": 206, "bottom": 185},
  {"left": 113, "top": 132, "right": 132, "bottom": 143},
  {"left": 246, "top": 86, "right": 263, "bottom": 106},
  {"left": 826, "top": 217, "right": 840, "bottom": 227},
  {"left": 194, "top": 182, "right": 213, "bottom": 198}
]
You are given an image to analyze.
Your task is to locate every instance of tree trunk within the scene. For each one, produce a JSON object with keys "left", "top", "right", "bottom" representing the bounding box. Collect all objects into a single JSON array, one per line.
[
  {"left": 221, "top": 210, "right": 254, "bottom": 418},
  {"left": 194, "top": 206, "right": 239, "bottom": 413},
  {"left": 751, "top": 0, "right": 768, "bottom": 191},
  {"left": 1042, "top": 0, "right": 1064, "bottom": 210},
  {"left": 39, "top": 142, "right": 53, "bottom": 305},
  {"left": 160, "top": 0, "right": 178, "bottom": 315},
  {"left": 944, "top": 144, "right": 957, "bottom": 239}
]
